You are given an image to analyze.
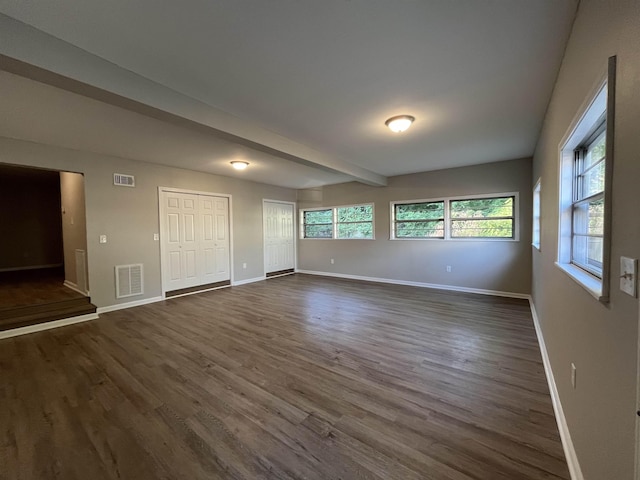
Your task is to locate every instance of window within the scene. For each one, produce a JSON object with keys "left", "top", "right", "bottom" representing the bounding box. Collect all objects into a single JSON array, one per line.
[
  {"left": 391, "top": 193, "right": 518, "bottom": 240},
  {"left": 572, "top": 128, "right": 605, "bottom": 275},
  {"left": 450, "top": 196, "right": 515, "bottom": 238},
  {"left": 303, "top": 209, "right": 333, "bottom": 238},
  {"left": 301, "top": 204, "right": 374, "bottom": 239},
  {"left": 393, "top": 201, "right": 444, "bottom": 238},
  {"left": 532, "top": 179, "right": 541, "bottom": 250},
  {"left": 336, "top": 204, "right": 374, "bottom": 239},
  {"left": 557, "top": 56, "right": 614, "bottom": 301}
]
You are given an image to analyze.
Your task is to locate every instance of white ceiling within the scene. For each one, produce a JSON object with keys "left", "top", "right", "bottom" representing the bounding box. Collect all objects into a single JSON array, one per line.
[
  {"left": 0, "top": 1, "right": 577, "bottom": 185},
  {"left": 0, "top": 71, "right": 350, "bottom": 188}
]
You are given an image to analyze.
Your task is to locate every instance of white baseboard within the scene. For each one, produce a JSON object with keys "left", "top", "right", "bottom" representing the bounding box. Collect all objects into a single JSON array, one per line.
[
  {"left": 97, "top": 296, "right": 164, "bottom": 314},
  {"left": 529, "top": 299, "right": 584, "bottom": 480},
  {"left": 0, "top": 313, "right": 99, "bottom": 340},
  {"left": 232, "top": 276, "right": 266, "bottom": 286},
  {"left": 295, "top": 269, "right": 530, "bottom": 299},
  {"left": 63, "top": 280, "right": 88, "bottom": 296}
]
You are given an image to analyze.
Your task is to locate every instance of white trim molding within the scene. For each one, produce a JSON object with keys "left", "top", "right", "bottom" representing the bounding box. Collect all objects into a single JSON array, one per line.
[
  {"left": 97, "top": 296, "right": 164, "bottom": 314},
  {"left": 63, "top": 280, "right": 89, "bottom": 296},
  {"left": 232, "top": 276, "right": 266, "bottom": 286},
  {"left": 529, "top": 299, "right": 584, "bottom": 480},
  {"left": 0, "top": 313, "right": 99, "bottom": 340},
  {"left": 295, "top": 269, "right": 529, "bottom": 299}
]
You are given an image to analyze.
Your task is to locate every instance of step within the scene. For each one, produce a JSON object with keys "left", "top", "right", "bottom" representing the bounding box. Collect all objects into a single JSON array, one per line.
[
  {"left": 0, "top": 297, "right": 93, "bottom": 320},
  {"left": 0, "top": 301, "right": 97, "bottom": 332}
]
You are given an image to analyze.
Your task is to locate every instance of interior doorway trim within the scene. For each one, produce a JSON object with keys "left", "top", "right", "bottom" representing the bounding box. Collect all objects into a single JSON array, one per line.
[
  {"left": 158, "top": 187, "right": 234, "bottom": 298},
  {"left": 262, "top": 199, "right": 297, "bottom": 278}
]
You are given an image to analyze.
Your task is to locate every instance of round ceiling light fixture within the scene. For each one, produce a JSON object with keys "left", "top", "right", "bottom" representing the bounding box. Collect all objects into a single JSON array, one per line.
[
  {"left": 385, "top": 115, "right": 415, "bottom": 133},
  {"left": 230, "top": 161, "right": 249, "bottom": 170}
]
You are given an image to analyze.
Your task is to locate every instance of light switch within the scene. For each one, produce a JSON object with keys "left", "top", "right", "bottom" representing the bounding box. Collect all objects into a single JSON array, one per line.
[
  {"left": 99, "top": 235, "right": 107, "bottom": 244},
  {"left": 620, "top": 256, "right": 637, "bottom": 297},
  {"left": 153, "top": 233, "right": 159, "bottom": 241}
]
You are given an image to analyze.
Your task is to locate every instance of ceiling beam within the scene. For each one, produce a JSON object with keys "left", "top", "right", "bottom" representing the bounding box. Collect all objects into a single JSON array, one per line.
[{"left": 0, "top": 14, "right": 387, "bottom": 187}]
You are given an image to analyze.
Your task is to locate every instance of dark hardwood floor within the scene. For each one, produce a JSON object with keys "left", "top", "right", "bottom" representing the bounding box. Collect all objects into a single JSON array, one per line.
[
  {"left": 0, "top": 267, "right": 84, "bottom": 310},
  {"left": 0, "top": 274, "right": 569, "bottom": 479},
  {"left": 0, "top": 268, "right": 96, "bottom": 331}
]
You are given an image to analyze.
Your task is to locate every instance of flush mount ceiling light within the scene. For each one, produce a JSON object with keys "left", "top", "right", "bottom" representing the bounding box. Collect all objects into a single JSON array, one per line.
[
  {"left": 230, "top": 161, "right": 249, "bottom": 170},
  {"left": 385, "top": 115, "right": 415, "bottom": 133}
]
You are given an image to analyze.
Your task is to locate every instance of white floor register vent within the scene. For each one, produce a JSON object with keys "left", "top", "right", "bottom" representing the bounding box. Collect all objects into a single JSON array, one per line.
[{"left": 115, "top": 264, "right": 144, "bottom": 299}]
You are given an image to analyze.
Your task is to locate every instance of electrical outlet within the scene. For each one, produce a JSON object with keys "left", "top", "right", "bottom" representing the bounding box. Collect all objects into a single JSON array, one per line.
[
  {"left": 330, "top": 258, "right": 335, "bottom": 264},
  {"left": 242, "top": 263, "right": 247, "bottom": 269},
  {"left": 153, "top": 233, "right": 159, "bottom": 241},
  {"left": 446, "top": 265, "right": 452, "bottom": 273},
  {"left": 571, "top": 363, "right": 577, "bottom": 389}
]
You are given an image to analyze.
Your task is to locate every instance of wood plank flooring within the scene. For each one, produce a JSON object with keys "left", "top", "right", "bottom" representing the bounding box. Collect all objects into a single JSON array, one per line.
[
  {"left": 0, "top": 274, "right": 569, "bottom": 479},
  {"left": 0, "top": 268, "right": 84, "bottom": 311}
]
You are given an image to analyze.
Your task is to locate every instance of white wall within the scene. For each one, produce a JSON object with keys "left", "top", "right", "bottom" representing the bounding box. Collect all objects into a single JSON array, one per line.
[
  {"left": 532, "top": 0, "right": 640, "bottom": 478},
  {"left": 298, "top": 158, "right": 532, "bottom": 295},
  {"left": 0, "top": 136, "right": 296, "bottom": 308}
]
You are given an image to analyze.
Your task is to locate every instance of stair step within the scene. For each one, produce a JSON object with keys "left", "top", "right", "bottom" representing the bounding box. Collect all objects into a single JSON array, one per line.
[
  {"left": 0, "top": 302, "right": 97, "bottom": 332},
  {"left": 0, "top": 297, "right": 93, "bottom": 320}
]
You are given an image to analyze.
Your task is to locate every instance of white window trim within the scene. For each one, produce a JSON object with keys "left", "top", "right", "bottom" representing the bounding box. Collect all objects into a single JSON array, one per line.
[
  {"left": 300, "top": 206, "right": 333, "bottom": 240},
  {"left": 532, "top": 178, "right": 541, "bottom": 251},
  {"left": 556, "top": 56, "right": 615, "bottom": 303},
  {"left": 300, "top": 203, "right": 375, "bottom": 240},
  {"left": 390, "top": 192, "right": 520, "bottom": 241}
]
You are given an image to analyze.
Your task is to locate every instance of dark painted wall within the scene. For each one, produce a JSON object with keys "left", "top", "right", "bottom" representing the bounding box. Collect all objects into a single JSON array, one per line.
[{"left": 0, "top": 164, "right": 63, "bottom": 270}]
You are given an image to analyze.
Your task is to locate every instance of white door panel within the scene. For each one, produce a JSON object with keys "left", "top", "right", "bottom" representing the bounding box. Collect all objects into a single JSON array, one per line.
[
  {"left": 264, "top": 201, "right": 295, "bottom": 273},
  {"left": 161, "top": 191, "right": 230, "bottom": 292},
  {"left": 200, "top": 195, "right": 229, "bottom": 284}
]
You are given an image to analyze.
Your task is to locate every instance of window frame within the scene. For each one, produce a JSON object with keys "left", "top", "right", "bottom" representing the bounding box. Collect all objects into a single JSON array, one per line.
[
  {"left": 301, "top": 207, "right": 334, "bottom": 239},
  {"left": 571, "top": 124, "right": 606, "bottom": 277},
  {"left": 556, "top": 56, "right": 615, "bottom": 302},
  {"left": 300, "top": 203, "right": 375, "bottom": 240},
  {"left": 532, "top": 179, "right": 541, "bottom": 250},
  {"left": 391, "top": 199, "right": 445, "bottom": 239},
  {"left": 390, "top": 192, "right": 519, "bottom": 241}
]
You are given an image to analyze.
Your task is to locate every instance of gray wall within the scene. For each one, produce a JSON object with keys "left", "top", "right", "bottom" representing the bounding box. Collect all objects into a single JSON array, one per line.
[
  {"left": 60, "top": 171, "right": 88, "bottom": 289},
  {"left": 298, "top": 158, "right": 532, "bottom": 295},
  {"left": 0, "top": 164, "right": 63, "bottom": 270},
  {"left": 0, "top": 136, "right": 296, "bottom": 307},
  {"left": 531, "top": 0, "right": 640, "bottom": 478}
]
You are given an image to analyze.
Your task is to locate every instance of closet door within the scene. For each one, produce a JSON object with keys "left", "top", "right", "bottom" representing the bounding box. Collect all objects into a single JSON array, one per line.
[
  {"left": 200, "top": 195, "right": 230, "bottom": 283},
  {"left": 264, "top": 201, "right": 295, "bottom": 273},
  {"left": 162, "top": 192, "right": 200, "bottom": 291}
]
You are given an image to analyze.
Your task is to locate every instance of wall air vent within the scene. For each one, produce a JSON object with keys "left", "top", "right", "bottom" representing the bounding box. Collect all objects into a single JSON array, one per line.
[
  {"left": 115, "top": 264, "right": 144, "bottom": 298},
  {"left": 114, "top": 173, "right": 135, "bottom": 187}
]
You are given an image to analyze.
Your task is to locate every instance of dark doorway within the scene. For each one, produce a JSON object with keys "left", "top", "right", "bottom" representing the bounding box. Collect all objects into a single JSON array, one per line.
[{"left": 0, "top": 164, "right": 96, "bottom": 331}]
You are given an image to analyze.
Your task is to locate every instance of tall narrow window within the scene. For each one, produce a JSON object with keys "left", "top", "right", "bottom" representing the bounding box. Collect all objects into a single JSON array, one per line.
[
  {"left": 572, "top": 127, "right": 606, "bottom": 276},
  {"left": 532, "top": 179, "right": 541, "bottom": 250},
  {"left": 557, "top": 55, "right": 615, "bottom": 301}
]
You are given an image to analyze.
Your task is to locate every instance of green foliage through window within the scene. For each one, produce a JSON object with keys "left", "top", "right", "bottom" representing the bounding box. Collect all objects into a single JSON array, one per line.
[
  {"left": 450, "top": 197, "right": 514, "bottom": 238},
  {"left": 302, "top": 205, "right": 374, "bottom": 239},
  {"left": 303, "top": 209, "right": 332, "bottom": 238},
  {"left": 394, "top": 202, "right": 444, "bottom": 238},
  {"left": 391, "top": 195, "right": 517, "bottom": 240}
]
